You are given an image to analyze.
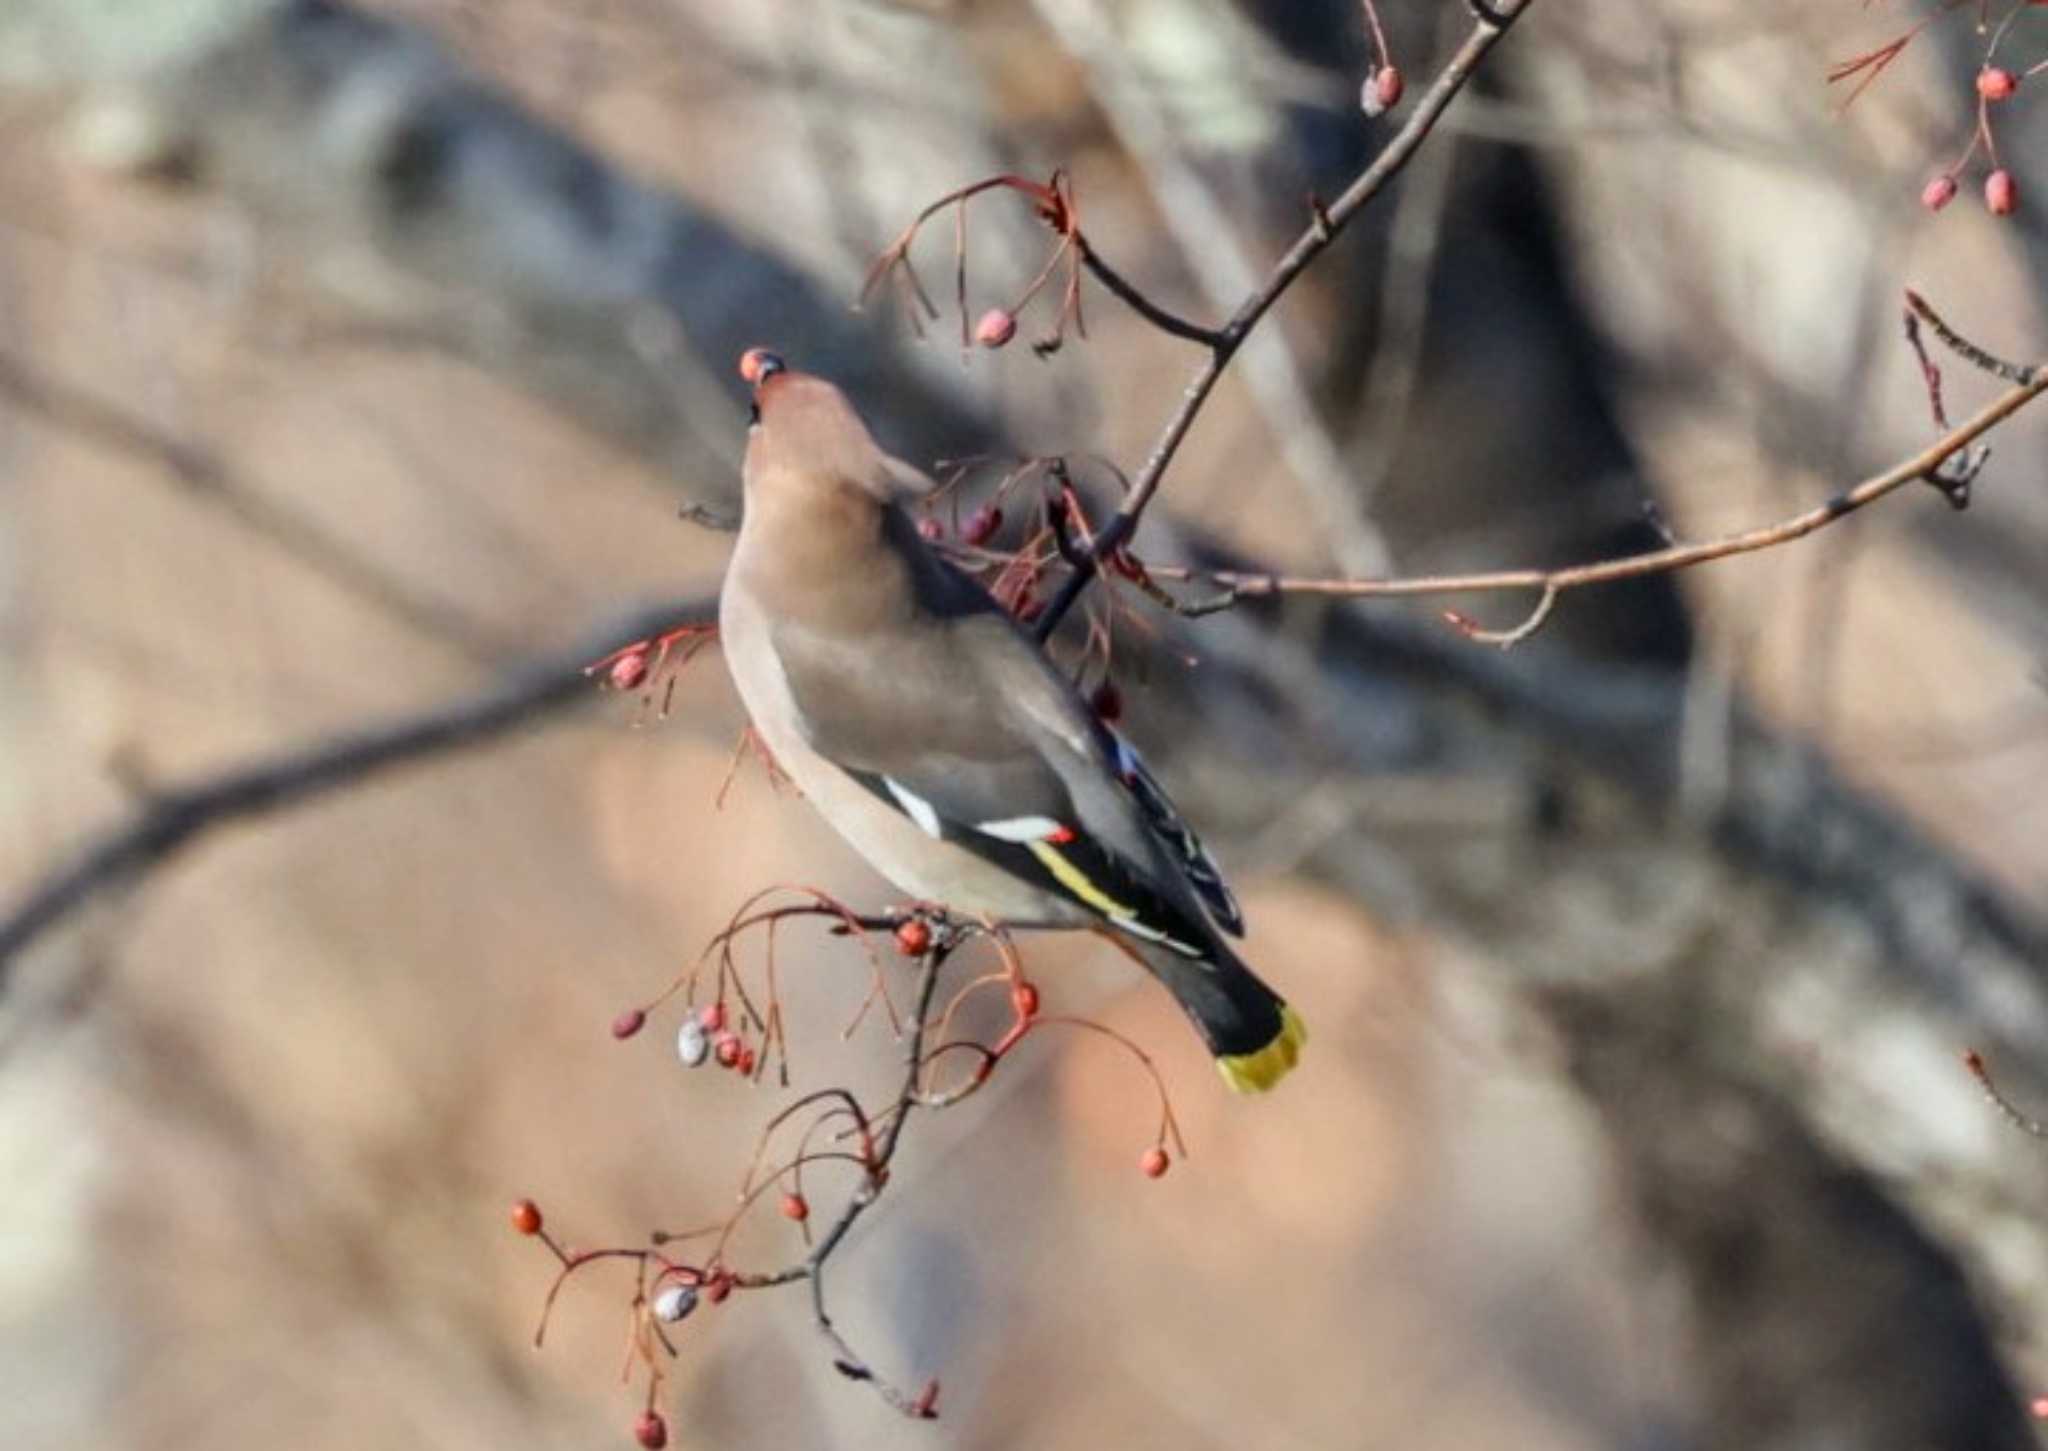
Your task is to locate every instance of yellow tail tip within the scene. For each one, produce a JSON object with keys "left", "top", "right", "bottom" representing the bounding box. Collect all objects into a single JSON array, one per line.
[{"left": 1216, "top": 1004, "right": 1307, "bottom": 1093}]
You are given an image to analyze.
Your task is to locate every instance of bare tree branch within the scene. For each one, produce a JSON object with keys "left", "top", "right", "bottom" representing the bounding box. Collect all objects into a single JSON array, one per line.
[
  {"left": 1033, "top": 0, "right": 1396, "bottom": 581},
  {"left": 1132, "top": 360, "right": 2048, "bottom": 638},
  {"left": 0, "top": 350, "right": 521, "bottom": 663},
  {"left": 0, "top": 596, "right": 718, "bottom": 979},
  {"left": 1033, "top": 0, "right": 1535, "bottom": 641}
]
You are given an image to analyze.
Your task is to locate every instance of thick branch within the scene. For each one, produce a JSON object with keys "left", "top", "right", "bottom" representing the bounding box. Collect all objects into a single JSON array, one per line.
[
  {"left": 0, "top": 351, "right": 517, "bottom": 663},
  {"left": 0, "top": 597, "right": 718, "bottom": 978}
]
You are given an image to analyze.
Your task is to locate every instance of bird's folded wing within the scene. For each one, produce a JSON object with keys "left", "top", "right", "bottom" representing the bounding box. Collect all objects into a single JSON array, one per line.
[
  {"left": 839, "top": 760, "right": 1213, "bottom": 957},
  {"left": 767, "top": 601, "right": 1221, "bottom": 954}
]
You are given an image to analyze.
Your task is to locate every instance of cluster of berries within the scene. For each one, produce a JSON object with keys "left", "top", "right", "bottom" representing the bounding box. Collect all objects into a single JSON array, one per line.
[{"left": 1923, "top": 66, "right": 2029, "bottom": 218}]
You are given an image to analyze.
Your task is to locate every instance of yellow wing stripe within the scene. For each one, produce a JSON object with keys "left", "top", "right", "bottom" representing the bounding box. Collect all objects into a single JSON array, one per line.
[
  {"left": 1216, "top": 1004, "right": 1308, "bottom": 1094},
  {"left": 1026, "top": 840, "right": 1137, "bottom": 919}
]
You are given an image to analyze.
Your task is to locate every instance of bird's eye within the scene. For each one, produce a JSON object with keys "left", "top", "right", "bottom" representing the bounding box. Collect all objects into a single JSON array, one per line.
[{"left": 748, "top": 400, "right": 761, "bottom": 427}]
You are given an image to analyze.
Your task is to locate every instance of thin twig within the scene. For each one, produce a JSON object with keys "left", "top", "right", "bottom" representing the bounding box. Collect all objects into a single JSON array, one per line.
[
  {"left": 1126, "top": 365, "right": 2048, "bottom": 640},
  {"left": 1965, "top": 1049, "right": 2048, "bottom": 1140},
  {"left": 733, "top": 941, "right": 954, "bottom": 1417},
  {"left": 1904, "top": 289, "right": 2036, "bottom": 386},
  {"left": 0, "top": 597, "right": 719, "bottom": 979},
  {"left": 1033, "top": 0, "right": 1535, "bottom": 642},
  {"left": 1036, "top": 0, "right": 1396, "bottom": 581},
  {"left": 1074, "top": 235, "right": 1225, "bottom": 347}
]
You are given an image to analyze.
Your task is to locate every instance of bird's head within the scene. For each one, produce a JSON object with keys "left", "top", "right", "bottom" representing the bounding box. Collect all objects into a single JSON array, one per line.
[{"left": 739, "top": 348, "right": 937, "bottom": 506}]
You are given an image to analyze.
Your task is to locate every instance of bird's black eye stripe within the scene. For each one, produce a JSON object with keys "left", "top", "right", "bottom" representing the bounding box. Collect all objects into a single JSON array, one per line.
[{"left": 748, "top": 400, "right": 761, "bottom": 426}]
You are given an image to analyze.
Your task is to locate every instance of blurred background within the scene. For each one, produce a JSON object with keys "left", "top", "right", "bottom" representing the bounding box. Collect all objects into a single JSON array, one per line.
[{"left": 2, "top": 1, "right": 2046, "bottom": 1447}]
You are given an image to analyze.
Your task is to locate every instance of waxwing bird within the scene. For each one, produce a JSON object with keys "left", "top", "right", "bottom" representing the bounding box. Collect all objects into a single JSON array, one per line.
[{"left": 719, "top": 350, "right": 1304, "bottom": 1091}]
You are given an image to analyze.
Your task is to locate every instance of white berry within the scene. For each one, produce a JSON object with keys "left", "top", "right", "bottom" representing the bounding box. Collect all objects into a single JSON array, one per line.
[{"left": 653, "top": 1283, "right": 698, "bottom": 1323}]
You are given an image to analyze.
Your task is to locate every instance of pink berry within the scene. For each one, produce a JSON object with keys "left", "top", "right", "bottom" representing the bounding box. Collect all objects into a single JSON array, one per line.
[
  {"left": 915, "top": 516, "right": 944, "bottom": 542},
  {"left": 1978, "top": 67, "right": 2018, "bottom": 101},
  {"left": 1360, "top": 65, "right": 1404, "bottom": 117},
  {"left": 1377, "top": 67, "right": 1404, "bottom": 110},
  {"left": 633, "top": 1410, "right": 668, "bottom": 1449},
  {"left": 1921, "top": 173, "right": 1959, "bottom": 212},
  {"left": 698, "top": 1002, "right": 726, "bottom": 1033},
  {"left": 962, "top": 505, "right": 1002, "bottom": 547},
  {"left": 974, "top": 308, "right": 1018, "bottom": 349},
  {"left": 610, "top": 1009, "right": 646, "bottom": 1040},
  {"left": 609, "top": 650, "right": 650, "bottom": 690},
  {"left": 1140, "top": 1147, "right": 1170, "bottom": 1179},
  {"left": 1986, "top": 168, "right": 2018, "bottom": 216},
  {"left": 780, "top": 1192, "right": 809, "bottom": 1222}
]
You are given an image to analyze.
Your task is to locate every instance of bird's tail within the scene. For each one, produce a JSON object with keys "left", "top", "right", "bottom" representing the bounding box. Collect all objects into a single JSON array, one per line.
[{"left": 1108, "top": 934, "right": 1306, "bottom": 1093}]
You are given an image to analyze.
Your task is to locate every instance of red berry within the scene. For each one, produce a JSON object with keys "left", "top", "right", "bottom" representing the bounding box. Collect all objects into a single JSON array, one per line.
[
  {"left": 1361, "top": 65, "right": 1404, "bottom": 117},
  {"left": 737, "top": 1045, "right": 756, "bottom": 1076},
  {"left": 1978, "top": 67, "right": 2018, "bottom": 101},
  {"left": 915, "top": 516, "right": 944, "bottom": 542},
  {"left": 611, "top": 1009, "right": 647, "bottom": 1040},
  {"left": 1090, "top": 680, "right": 1122, "bottom": 723},
  {"left": 510, "top": 1199, "right": 543, "bottom": 1235},
  {"left": 1012, "top": 981, "right": 1040, "bottom": 1018},
  {"left": 1016, "top": 597, "right": 1044, "bottom": 625},
  {"left": 780, "top": 1192, "right": 810, "bottom": 1222},
  {"left": 913, "top": 1379, "right": 941, "bottom": 1419},
  {"left": 705, "top": 1272, "right": 733, "bottom": 1304},
  {"left": 1139, "top": 1147, "right": 1170, "bottom": 1179},
  {"left": 1922, "top": 173, "right": 1959, "bottom": 212},
  {"left": 714, "top": 1034, "right": 741, "bottom": 1069},
  {"left": 974, "top": 308, "right": 1018, "bottom": 349},
  {"left": 634, "top": 1410, "right": 668, "bottom": 1449},
  {"left": 738, "top": 347, "right": 781, "bottom": 385},
  {"left": 698, "top": 1002, "right": 726, "bottom": 1033},
  {"left": 895, "top": 918, "right": 933, "bottom": 957},
  {"left": 608, "top": 650, "right": 650, "bottom": 690},
  {"left": 1987, "top": 168, "right": 2018, "bottom": 216},
  {"left": 962, "top": 505, "right": 1002, "bottom": 547}
]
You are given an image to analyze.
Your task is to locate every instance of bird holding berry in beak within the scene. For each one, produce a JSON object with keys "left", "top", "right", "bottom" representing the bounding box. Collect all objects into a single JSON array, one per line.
[{"left": 718, "top": 348, "right": 1303, "bottom": 1091}]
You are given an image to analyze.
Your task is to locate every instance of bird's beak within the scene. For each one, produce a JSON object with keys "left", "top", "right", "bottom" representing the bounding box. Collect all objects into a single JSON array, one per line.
[{"left": 740, "top": 346, "right": 787, "bottom": 391}]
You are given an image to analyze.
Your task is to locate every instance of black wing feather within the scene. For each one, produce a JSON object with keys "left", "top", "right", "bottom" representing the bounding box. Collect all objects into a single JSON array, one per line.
[
  {"left": 1105, "top": 733, "right": 1245, "bottom": 937},
  {"left": 846, "top": 768, "right": 1212, "bottom": 956}
]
